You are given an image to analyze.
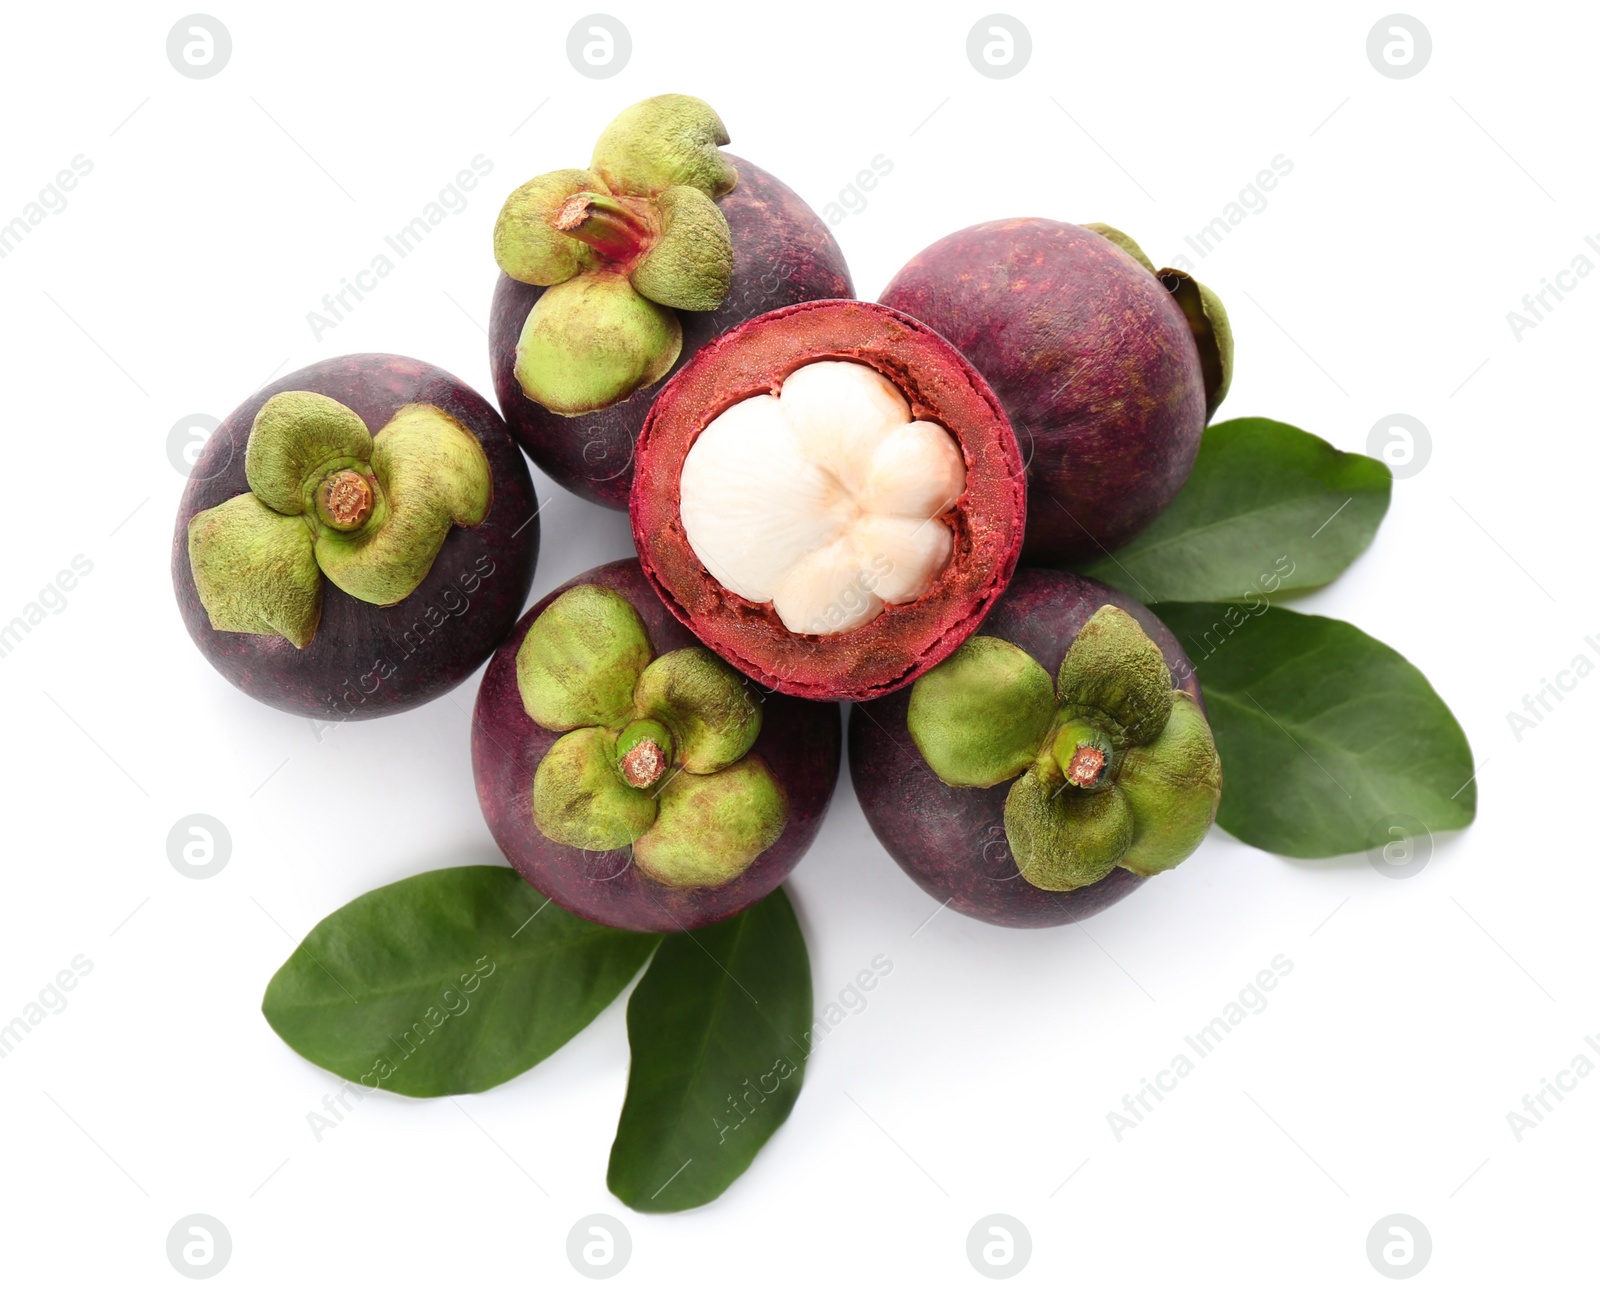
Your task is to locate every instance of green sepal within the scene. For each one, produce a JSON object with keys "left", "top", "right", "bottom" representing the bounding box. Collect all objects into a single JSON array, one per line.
[
  {"left": 314, "top": 404, "right": 491, "bottom": 607},
  {"left": 630, "top": 185, "right": 733, "bottom": 311},
  {"left": 494, "top": 168, "right": 605, "bottom": 286},
  {"left": 187, "top": 494, "right": 322, "bottom": 648},
  {"left": 1159, "top": 267, "right": 1234, "bottom": 420},
  {"left": 244, "top": 391, "right": 373, "bottom": 516},
  {"left": 1003, "top": 770, "right": 1132, "bottom": 892},
  {"left": 632, "top": 757, "right": 787, "bottom": 888},
  {"left": 908, "top": 636, "right": 1057, "bottom": 788},
  {"left": 633, "top": 647, "right": 759, "bottom": 774},
  {"left": 513, "top": 272, "right": 682, "bottom": 416},
  {"left": 590, "top": 94, "right": 737, "bottom": 199},
  {"left": 1117, "top": 692, "right": 1223, "bottom": 876},
  {"left": 516, "top": 585, "right": 655, "bottom": 732},
  {"left": 1084, "top": 221, "right": 1156, "bottom": 274},
  {"left": 533, "top": 727, "right": 658, "bottom": 851},
  {"left": 1056, "top": 607, "right": 1174, "bottom": 746}
]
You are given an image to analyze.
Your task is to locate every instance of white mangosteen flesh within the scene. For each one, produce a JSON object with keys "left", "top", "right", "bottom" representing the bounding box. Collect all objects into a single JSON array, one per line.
[{"left": 678, "top": 360, "right": 966, "bottom": 635}]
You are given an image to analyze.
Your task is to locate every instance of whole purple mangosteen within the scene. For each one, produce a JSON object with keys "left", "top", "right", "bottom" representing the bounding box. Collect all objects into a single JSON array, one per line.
[
  {"left": 173, "top": 353, "right": 539, "bottom": 721},
  {"left": 880, "top": 219, "right": 1231, "bottom": 563},
  {"left": 473, "top": 558, "right": 841, "bottom": 932},
  {"left": 489, "top": 94, "right": 853, "bottom": 508},
  {"left": 849, "top": 569, "right": 1221, "bottom": 928}
]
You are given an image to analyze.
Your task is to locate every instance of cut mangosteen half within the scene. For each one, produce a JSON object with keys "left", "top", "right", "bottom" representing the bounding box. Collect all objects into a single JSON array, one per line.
[{"left": 630, "top": 299, "right": 1026, "bottom": 702}]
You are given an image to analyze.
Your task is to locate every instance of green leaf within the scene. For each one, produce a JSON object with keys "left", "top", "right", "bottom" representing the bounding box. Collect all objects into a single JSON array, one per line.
[
  {"left": 1153, "top": 604, "right": 1476, "bottom": 857},
  {"left": 1079, "top": 418, "right": 1391, "bottom": 603},
  {"left": 608, "top": 888, "right": 811, "bottom": 1212},
  {"left": 262, "top": 866, "right": 659, "bottom": 1097}
]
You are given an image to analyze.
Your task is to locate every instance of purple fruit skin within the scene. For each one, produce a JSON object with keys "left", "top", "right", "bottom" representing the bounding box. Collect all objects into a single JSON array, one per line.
[
  {"left": 172, "top": 354, "right": 539, "bottom": 721},
  {"left": 848, "top": 569, "right": 1203, "bottom": 929},
  {"left": 473, "top": 559, "right": 842, "bottom": 932},
  {"left": 489, "top": 154, "right": 853, "bottom": 508},
  {"left": 880, "top": 218, "right": 1206, "bottom": 564}
]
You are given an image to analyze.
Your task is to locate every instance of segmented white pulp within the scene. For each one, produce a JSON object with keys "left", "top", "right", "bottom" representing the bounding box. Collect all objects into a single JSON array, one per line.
[{"left": 679, "top": 360, "right": 966, "bottom": 634}]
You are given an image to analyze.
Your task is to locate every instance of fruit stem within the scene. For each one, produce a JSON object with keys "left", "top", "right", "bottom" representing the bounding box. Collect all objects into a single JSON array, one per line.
[
  {"left": 616, "top": 717, "right": 675, "bottom": 789},
  {"left": 1064, "top": 744, "right": 1106, "bottom": 788},
  {"left": 551, "top": 192, "right": 655, "bottom": 263},
  {"left": 619, "top": 738, "right": 668, "bottom": 789},
  {"left": 1050, "top": 721, "right": 1111, "bottom": 790},
  {"left": 315, "top": 469, "right": 375, "bottom": 531}
]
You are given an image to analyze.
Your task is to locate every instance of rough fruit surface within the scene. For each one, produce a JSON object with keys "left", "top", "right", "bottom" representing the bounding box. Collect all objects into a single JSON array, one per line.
[
  {"left": 172, "top": 354, "right": 539, "bottom": 721},
  {"left": 850, "top": 569, "right": 1212, "bottom": 928},
  {"left": 631, "top": 299, "right": 1026, "bottom": 702},
  {"left": 473, "top": 559, "right": 841, "bottom": 931},
  {"left": 880, "top": 218, "right": 1213, "bottom": 563},
  {"left": 491, "top": 154, "right": 851, "bottom": 509}
]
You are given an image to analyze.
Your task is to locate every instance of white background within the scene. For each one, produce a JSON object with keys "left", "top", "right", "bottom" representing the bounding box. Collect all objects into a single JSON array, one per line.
[{"left": 1, "top": 1, "right": 1592, "bottom": 1288}]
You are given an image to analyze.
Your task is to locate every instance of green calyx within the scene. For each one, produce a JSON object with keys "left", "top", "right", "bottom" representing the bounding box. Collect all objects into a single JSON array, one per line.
[
  {"left": 494, "top": 94, "right": 739, "bottom": 416},
  {"left": 187, "top": 392, "right": 491, "bottom": 647},
  {"left": 907, "top": 606, "right": 1222, "bottom": 891},
  {"left": 1086, "top": 221, "right": 1234, "bottom": 420},
  {"left": 517, "top": 585, "right": 785, "bottom": 888}
]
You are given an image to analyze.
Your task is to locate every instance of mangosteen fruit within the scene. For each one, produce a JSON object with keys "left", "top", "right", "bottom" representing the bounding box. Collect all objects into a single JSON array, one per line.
[
  {"left": 849, "top": 569, "right": 1221, "bottom": 928},
  {"left": 489, "top": 93, "right": 853, "bottom": 508},
  {"left": 879, "top": 218, "right": 1232, "bottom": 564},
  {"left": 472, "top": 558, "right": 841, "bottom": 931},
  {"left": 629, "top": 298, "right": 1027, "bottom": 702},
  {"left": 173, "top": 354, "right": 539, "bottom": 721}
]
